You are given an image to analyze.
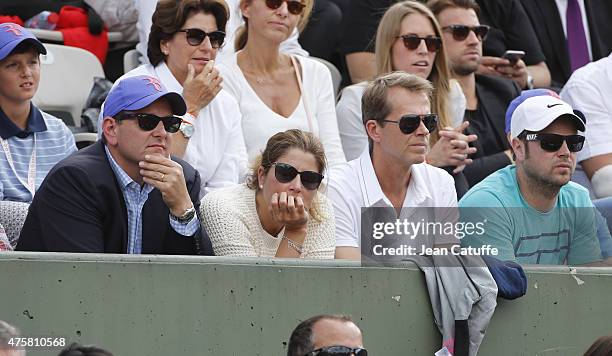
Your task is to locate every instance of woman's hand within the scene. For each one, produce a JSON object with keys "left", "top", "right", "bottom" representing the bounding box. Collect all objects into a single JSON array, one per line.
[
  {"left": 427, "top": 121, "right": 478, "bottom": 174},
  {"left": 269, "top": 192, "right": 309, "bottom": 233},
  {"left": 182, "top": 62, "right": 223, "bottom": 115}
]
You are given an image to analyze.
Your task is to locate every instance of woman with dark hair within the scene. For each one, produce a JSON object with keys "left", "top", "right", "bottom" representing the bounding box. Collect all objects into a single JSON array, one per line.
[
  {"left": 111, "top": 0, "right": 247, "bottom": 197},
  {"left": 201, "top": 129, "right": 335, "bottom": 259},
  {"left": 217, "top": 0, "right": 346, "bottom": 167},
  {"left": 584, "top": 334, "right": 612, "bottom": 356}
]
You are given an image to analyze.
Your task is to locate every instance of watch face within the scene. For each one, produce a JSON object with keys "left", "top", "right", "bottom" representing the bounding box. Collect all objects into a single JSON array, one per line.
[{"left": 180, "top": 123, "right": 194, "bottom": 138}]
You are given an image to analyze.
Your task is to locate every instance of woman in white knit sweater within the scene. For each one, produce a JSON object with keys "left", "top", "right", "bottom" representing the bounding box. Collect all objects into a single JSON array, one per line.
[
  {"left": 201, "top": 129, "right": 335, "bottom": 258},
  {"left": 216, "top": 0, "right": 346, "bottom": 167}
]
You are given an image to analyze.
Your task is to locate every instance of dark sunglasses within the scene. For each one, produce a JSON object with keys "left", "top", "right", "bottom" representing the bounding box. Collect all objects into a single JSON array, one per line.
[
  {"left": 305, "top": 346, "right": 368, "bottom": 356},
  {"left": 523, "top": 133, "right": 585, "bottom": 152},
  {"left": 397, "top": 35, "right": 442, "bottom": 52},
  {"left": 265, "top": 0, "right": 306, "bottom": 15},
  {"left": 117, "top": 112, "right": 183, "bottom": 133},
  {"left": 382, "top": 114, "right": 438, "bottom": 135},
  {"left": 270, "top": 162, "right": 324, "bottom": 190},
  {"left": 442, "top": 24, "right": 489, "bottom": 41},
  {"left": 175, "top": 28, "right": 225, "bottom": 48}
]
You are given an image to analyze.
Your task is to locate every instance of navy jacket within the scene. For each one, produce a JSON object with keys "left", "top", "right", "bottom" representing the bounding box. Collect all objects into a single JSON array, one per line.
[{"left": 17, "top": 141, "right": 213, "bottom": 255}]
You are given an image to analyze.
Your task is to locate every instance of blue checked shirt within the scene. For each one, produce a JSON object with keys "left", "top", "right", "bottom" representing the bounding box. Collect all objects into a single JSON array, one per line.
[{"left": 105, "top": 146, "right": 199, "bottom": 254}]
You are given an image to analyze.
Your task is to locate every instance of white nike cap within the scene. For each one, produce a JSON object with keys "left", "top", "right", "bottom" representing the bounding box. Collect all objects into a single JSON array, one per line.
[{"left": 510, "top": 96, "right": 586, "bottom": 139}]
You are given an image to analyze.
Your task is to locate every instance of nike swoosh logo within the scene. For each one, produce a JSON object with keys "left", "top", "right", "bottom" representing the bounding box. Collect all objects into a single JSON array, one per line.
[{"left": 547, "top": 104, "right": 562, "bottom": 108}]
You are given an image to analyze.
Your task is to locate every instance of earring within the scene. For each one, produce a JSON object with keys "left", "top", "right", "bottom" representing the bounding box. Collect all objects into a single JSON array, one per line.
[{"left": 259, "top": 185, "right": 263, "bottom": 189}]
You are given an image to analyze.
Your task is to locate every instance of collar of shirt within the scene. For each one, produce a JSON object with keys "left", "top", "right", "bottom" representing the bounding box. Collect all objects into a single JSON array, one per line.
[
  {"left": 357, "top": 148, "right": 432, "bottom": 208},
  {"left": 0, "top": 103, "right": 47, "bottom": 139},
  {"left": 104, "top": 144, "right": 154, "bottom": 194},
  {"left": 155, "top": 61, "right": 183, "bottom": 94}
]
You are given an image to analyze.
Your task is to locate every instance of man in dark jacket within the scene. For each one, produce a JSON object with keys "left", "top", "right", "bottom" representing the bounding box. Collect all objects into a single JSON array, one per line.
[{"left": 17, "top": 75, "right": 212, "bottom": 255}]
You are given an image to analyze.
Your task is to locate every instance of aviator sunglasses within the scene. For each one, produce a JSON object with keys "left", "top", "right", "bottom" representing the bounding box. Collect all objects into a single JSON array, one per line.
[
  {"left": 265, "top": 0, "right": 306, "bottom": 15},
  {"left": 397, "top": 35, "right": 442, "bottom": 52},
  {"left": 175, "top": 28, "right": 226, "bottom": 48},
  {"left": 382, "top": 114, "right": 438, "bottom": 135},
  {"left": 117, "top": 112, "right": 183, "bottom": 133},
  {"left": 269, "top": 162, "right": 324, "bottom": 190},
  {"left": 442, "top": 24, "right": 489, "bottom": 41},
  {"left": 304, "top": 346, "right": 368, "bottom": 356},
  {"left": 522, "top": 133, "right": 585, "bottom": 152}
]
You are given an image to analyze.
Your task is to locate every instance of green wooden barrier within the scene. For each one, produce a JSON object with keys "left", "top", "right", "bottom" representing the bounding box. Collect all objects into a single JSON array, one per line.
[{"left": 1, "top": 252, "right": 611, "bottom": 356}]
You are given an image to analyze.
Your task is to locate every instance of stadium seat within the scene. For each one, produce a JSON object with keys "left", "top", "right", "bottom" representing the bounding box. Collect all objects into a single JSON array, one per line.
[
  {"left": 0, "top": 201, "right": 29, "bottom": 249},
  {"left": 311, "top": 57, "right": 342, "bottom": 100},
  {"left": 123, "top": 49, "right": 140, "bottom": 74},
  {"left": 33, "top": 43, "right": 105, "bottom": 127}
]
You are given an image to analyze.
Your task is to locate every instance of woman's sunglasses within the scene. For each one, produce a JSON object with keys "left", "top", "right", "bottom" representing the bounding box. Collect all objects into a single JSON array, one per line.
[
  {"left": 523, "top": 133, "right": 585, "bottom": 152},
  {"left": 442, "top": 24, "right": 489, "bottom": 41},
  {"left": 270, "top": 162, "right": 323, "bottom": 191},
  {"left": 175, "top": 28, "right": 225, "bottom": 48},
  {"left": 265, "top": 0, "right": 306, "bottom": 15},
  {"left": 397, "top": 35, "right": 442, "bottom": 52},
  {"left": 305, "top": 346, "right": 368, "bottom": 356},
  {"left": 382, "top": 114, "right": 438, "bottom": 135},
  {"left": 117, "top": 112, "right": 183, "bottom": 133}
]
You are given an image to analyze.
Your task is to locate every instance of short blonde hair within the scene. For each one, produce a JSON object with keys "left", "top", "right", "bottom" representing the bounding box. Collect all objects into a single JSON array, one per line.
[{"left": 375, "top": 1, "right": 452, "bottom": 144}]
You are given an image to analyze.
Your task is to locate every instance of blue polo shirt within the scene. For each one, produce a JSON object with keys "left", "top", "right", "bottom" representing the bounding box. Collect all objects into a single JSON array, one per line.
[{"left": 0, "top": 104, "right": 76, "bottom": 202}]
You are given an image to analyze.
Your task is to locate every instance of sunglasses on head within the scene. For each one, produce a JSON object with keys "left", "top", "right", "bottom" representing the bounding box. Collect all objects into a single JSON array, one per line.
[
  {"left": 382, "top": 114, "right": 438, "bottom": 135},
  {"left": 397, "top": 35, "right": 442, "bottom": 52},
  {"left": 175, "top": 28, "right": 225, "bottom": 48},
  {"left": 117, "top": 112, "right": 183, "bottom": 133},
  {"left": 270, "top": 162, "right": 323, "bottom": 190},
  {"left": 305, "top": 346, "right": 368, "bottom": 356},
  {"left": 265, "top": 0, "right": 306, "bottom": 15},
  {"left": 442, "top": 24, "right": 489, "bottom": 41},
  {"left": 522, "top": 133, "right": 585, "bottom": 152}
]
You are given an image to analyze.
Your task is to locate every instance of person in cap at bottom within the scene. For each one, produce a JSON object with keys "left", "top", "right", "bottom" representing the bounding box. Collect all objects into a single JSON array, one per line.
[
  {"left": 17, "top": 75, "right": 212, "bottom": 255},
  {"left": 459, "top": 95, "right": 611, "bottom": 265}
]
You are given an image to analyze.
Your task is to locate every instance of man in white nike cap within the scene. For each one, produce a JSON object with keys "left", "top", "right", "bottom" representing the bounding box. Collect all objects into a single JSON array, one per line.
[{"left": 459, "top": 95, "right": 611, "bottom": 265}]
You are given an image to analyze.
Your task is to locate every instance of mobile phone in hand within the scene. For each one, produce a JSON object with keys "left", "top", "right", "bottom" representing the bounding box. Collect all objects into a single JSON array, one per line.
[{"left": 502, "top": 50, "right": 525, "bottom": 65}]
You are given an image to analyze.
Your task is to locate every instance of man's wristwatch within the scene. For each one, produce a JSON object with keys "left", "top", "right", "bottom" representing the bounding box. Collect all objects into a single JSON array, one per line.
[
  {"left": 170, "top": 206, "right": 196, "bottom": 224},
  {"left": 526, "top": 73, "right": 535, "bottom": 90}
]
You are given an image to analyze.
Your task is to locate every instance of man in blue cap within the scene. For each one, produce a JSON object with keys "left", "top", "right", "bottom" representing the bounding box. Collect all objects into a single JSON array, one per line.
[
  {"left": 0, "top": 23, "right": 76, "bottom": 202},
  {"left": 17, "top": 75, "right": 211, "bottom": 255}
]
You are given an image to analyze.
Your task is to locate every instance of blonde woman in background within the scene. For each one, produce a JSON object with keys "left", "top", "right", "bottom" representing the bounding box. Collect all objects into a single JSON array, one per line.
[
  {"left": 336, "top": 1, "right": 476, "bottom": 196},
  {"left": 201, "top": 129, "right": 335, "bottom": 259},
  {"left": 217, "top": 0, "right": 346, "bottom": 167}
]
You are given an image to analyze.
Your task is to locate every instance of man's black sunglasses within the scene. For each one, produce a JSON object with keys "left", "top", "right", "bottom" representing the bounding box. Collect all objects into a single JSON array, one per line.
[
  {"left": 397, "top": 35, "right": 442, "bottom": 52},
  {"left": 269, "top": 162, "right": 324, "bottom": 191},
  {"left": 522, "top": 133, "right": 585, "bottom": 152},
  {"left": 382, "top": 114, "right": 438, "bottom": 135},
  {"left": 442, "top": 24, "right": 489, "bottom": 41},
  {"left": 176, "top": 28, "right": 225, "bottom": 48},
  {"left": 305, "top": 346, "right": 368, "bottom": 356},
  {"left": 117, "top": 112, "right": 183, "bottom": 133}
]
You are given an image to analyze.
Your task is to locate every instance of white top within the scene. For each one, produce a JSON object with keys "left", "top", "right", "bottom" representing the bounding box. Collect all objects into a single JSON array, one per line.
[
  {"left": 200, "top": 183, "right": 336, "bottom": 258},
  {"left": 218, "top": 54, "right": 346, "bottom": 166},
  {"left": 326, "top": 149, "right": 458, "bottom": 248},
  {"left": 561, "top": 52, "right": 612, "bottom": 162},
  {"left": 554, "top": 0, "right": 593, "bottom": 60},
  {"left": 134, "top": 0, "right": 308, "bottom": 64},
  {"left": 107, "top": 62, "right": 248, "bottom": 197},
  {"left": 336, "top": 80, "right": 466, "bottom": 161}
]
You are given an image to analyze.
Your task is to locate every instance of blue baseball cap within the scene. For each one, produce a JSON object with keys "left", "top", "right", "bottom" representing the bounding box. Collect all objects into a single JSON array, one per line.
[
  {"left": 0, "top": 23, "right": 46, "bottom": 61},
  {"left": 504, "top": 89, "right": 560, "bottom": 134},
  {"left": 103, "top": 75, "right": 187, "bottom": 118}
]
